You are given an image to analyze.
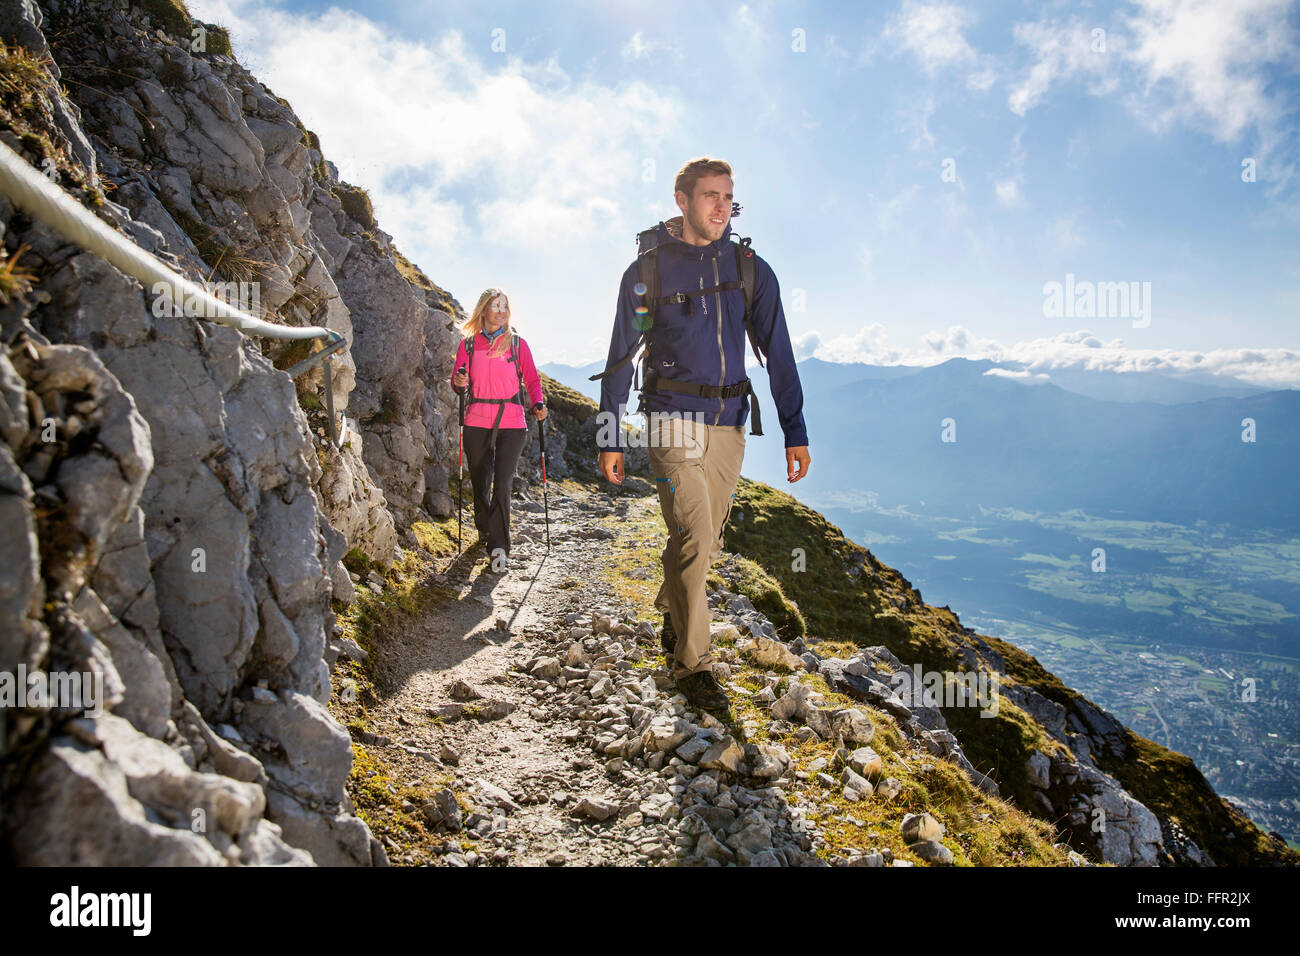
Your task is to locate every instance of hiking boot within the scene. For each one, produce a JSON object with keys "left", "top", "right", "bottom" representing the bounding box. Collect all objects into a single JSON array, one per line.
[
  {"left": 658, "top": 613, "right": 677, "bottom": 658},
  {"left": 677, "top": 670, "right": 729, "bottom": 712}
]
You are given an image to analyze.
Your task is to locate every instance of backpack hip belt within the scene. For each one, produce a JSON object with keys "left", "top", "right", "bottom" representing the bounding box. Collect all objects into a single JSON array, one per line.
[
  {"left": 466, "top": 395, "right": 523, "bottom": 438},
  {"left": 642, "top": 371, "right": 763, "bottom": 435}
]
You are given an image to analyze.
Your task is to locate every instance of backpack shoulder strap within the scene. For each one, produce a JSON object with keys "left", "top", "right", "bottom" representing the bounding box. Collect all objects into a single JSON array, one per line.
[
  {"left": 588, "top": 225, "right": 662, "bottom": 382},
  {"left": 511, "top": 331, "right": 526, "bottom": 396},
  {"left": 733, "top": 236, "right": 764, "bottom": 368},
  {"left": 635, "top": 226, "right": 661, "bottom": 379},
  {"left": 637, "top": 226, "right": 660, "bottom": 312}
]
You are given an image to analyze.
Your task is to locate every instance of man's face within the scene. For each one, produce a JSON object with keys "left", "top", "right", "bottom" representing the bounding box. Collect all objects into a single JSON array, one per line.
[{"left": 677, "top": 173, "right": 733, "bottom": 244}]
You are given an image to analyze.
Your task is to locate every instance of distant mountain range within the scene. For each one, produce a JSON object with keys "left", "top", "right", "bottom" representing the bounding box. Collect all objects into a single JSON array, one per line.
[
  {"left": 544, "top": 356, "right": 1298, "bottom": 530},
  {"left": 542, "top": 355, "right": 1269, "bottom": 407}
]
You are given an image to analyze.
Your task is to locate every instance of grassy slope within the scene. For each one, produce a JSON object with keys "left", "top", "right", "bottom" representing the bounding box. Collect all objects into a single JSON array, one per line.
[{"left": 723, "top": 477, "right": 1298, "bottom": 867}]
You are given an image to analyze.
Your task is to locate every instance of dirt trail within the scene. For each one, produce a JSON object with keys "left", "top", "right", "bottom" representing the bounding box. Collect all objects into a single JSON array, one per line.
[{"left": 354, "top": 485, "right": 677, "bottom": 866}]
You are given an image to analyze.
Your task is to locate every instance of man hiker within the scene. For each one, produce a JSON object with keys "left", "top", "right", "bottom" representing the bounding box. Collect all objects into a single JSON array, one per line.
[{"left": 595, "top": 157, "right": 811, "bottom": 713}]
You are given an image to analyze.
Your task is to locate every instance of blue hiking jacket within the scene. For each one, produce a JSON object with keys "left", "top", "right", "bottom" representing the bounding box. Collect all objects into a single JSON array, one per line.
[{"left": 597, "top": 217, "right": 808, "bottom": 451}]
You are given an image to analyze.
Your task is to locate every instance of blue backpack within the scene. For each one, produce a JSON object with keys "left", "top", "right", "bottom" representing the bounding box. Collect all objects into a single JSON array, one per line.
[{"left": 590, "top": 217, "right": 766, "bottom": 435}]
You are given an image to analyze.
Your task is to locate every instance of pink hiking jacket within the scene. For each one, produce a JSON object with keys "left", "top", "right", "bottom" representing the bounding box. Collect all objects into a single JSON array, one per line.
[{"left": 451, "top": 330, "right": 544, "bottom": 430}]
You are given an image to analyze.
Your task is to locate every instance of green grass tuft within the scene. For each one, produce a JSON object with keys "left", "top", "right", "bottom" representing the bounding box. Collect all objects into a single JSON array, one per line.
[
  {"left": 333, "top": 181, "right": 376, "bottom": 230},
  {"left": 138, "top": 0, "right": 192, "bottom": 36}
]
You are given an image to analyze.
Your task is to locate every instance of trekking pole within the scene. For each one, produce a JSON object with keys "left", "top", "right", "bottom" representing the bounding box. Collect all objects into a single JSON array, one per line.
[
  {"left": 537, "top": 416, "right": 550, "bottom": 549},
  {"left": 457, "top": 383, "right": 465, "bottom": 553}
]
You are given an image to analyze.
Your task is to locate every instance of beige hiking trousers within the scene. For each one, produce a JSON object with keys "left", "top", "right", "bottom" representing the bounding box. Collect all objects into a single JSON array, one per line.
[{"left": 647, "top": 414, "right": 746, "bottom": 679}]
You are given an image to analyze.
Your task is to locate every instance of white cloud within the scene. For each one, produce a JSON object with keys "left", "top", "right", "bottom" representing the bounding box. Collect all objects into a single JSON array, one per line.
[
  {"left": 922, "top": 324, "right": 999, "bottom": 354},
  {"left": 187, "top": 0, "right": 677, "bottom": 256},
  {"left": 799, "top": 322, "right": 908, "bottom": 365},
  {"left": 1123, "top": 0, "right": 1297, "bottom": 143},
  {"left": 621, "top": 31, "right": 683, "bottom": 61},
  {"left": 1008, "top": 0, "right": 1299, "bottom": 187},
  {"left": 792, "top": 331, "right": 822, "bottom": 360},
  {"left": 1008, "top": 17, "right": 1118, "bottom": 116},
  {"left": 622, "top": 32, "right": 653, "bottom": 59},
  {"left": 994, "top": 128, "right": 1026, "bottom": 206},
  {"left": 797, "top": 324, "right": 1300, "bottom": 388},
  {"left": 885, "top": 1, "right": 978, "bottom": 70},
  {"left": 884, "top": 1, "right": 998, "bottom": 91},
  {"left": 368, "top": 187, "right": 468, "bottom": 258},
  {"left": 984, "top": 367, "right": 1051, "bottom": 383},
  {"left": 994, "top": 179, "right": 1022, "bottom": 205}
]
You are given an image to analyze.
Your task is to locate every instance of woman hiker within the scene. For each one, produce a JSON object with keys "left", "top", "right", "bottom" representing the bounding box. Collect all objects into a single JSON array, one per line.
[{"left": 450, "top": 288, "right": 547, "bottom": 573}]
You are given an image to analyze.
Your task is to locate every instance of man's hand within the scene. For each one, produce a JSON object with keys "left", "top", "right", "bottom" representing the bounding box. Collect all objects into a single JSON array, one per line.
[
  {"left": 786, "top": 446, "right": 810, "bottom": 483},
  {"left": 599, "top": 450, "right": 624, "bottom": 484}
]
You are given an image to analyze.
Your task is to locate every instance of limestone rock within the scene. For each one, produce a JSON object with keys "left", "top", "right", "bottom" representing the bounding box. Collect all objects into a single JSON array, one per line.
[
  {"left": 744, "top": 636, "right": 805, "bottom": 672},
  {"left": 902, "top": 812, "right": 945, "bottom": 844},
  {"left": 910, "top": 839, "right": 953, "bottom": 865},
  {"left": 573, "top": 795, "right": 618, "bottom": 822},
  {"left": 700, "top": 736, "right": 744, "bottom": 775}
]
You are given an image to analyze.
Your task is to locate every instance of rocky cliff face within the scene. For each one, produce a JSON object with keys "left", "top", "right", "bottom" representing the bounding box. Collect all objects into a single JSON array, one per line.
[{"left": 0, "top": 0, "right": 468, "bottom": 864}]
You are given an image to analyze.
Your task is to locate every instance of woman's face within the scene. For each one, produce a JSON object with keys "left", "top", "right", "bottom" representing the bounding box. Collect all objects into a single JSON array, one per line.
[{"left": 485, "top": 294, "right": 509, "bottom": 328}]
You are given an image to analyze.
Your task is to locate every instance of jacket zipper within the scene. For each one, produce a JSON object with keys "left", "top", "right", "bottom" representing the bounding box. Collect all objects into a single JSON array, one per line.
[{"left": 712, "top": 254, "right": 724, "bottom": 424}]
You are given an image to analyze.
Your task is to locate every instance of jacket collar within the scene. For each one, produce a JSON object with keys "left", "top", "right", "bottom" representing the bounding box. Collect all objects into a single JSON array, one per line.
[{"left": 657, "top": 215, "right": 733, "bottom": 257}]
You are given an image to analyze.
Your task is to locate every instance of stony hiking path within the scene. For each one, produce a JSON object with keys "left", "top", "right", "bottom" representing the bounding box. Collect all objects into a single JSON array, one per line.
[
  {"left": 359, "top": 487, "right": 665, "bottom": 866},
  {"left": 354, "top": 485, "right": 704, "bottom": 866},
  {"left": 350, "top": 484, "right": 969, "bottom": 868}
]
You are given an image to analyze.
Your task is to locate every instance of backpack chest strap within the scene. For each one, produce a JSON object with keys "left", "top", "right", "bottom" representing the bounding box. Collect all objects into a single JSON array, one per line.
[{"left": 655, "top": 280, "right": 745, "bottom": 316}]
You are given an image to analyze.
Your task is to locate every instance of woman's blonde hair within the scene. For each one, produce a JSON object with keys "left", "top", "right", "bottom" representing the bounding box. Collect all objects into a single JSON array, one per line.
[{"left": 462, "top": 288, "right": 513, "bottom": 356}]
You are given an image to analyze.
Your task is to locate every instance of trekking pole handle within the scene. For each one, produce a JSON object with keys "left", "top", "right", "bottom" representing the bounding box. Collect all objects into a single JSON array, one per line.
[{"left": 537, "top": 418, "right": 547, "bottom": 478}]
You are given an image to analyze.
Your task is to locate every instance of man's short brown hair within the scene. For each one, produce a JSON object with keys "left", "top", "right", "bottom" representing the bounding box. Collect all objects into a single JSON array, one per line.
[{"left": 674, "top": 157, "right": 733, "bottom": 200}]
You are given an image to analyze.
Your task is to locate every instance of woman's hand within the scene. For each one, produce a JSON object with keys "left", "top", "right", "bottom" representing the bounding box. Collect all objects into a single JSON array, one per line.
[
  {"left": 452, "top": 368, "right": 468, "bottom": 389},
  {"left": 534, "top": 405, "right": 548, "bottom": 422}
]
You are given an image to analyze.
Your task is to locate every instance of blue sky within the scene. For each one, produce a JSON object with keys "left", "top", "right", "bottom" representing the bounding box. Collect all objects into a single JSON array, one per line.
[{"left": 189, "top": 0, "right": 1300, "bottom": 387}]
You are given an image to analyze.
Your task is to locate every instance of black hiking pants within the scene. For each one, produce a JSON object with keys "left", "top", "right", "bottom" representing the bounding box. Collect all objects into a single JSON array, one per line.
[{"left": 462, "top": 424, "right": 527, "bottom": 558}]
